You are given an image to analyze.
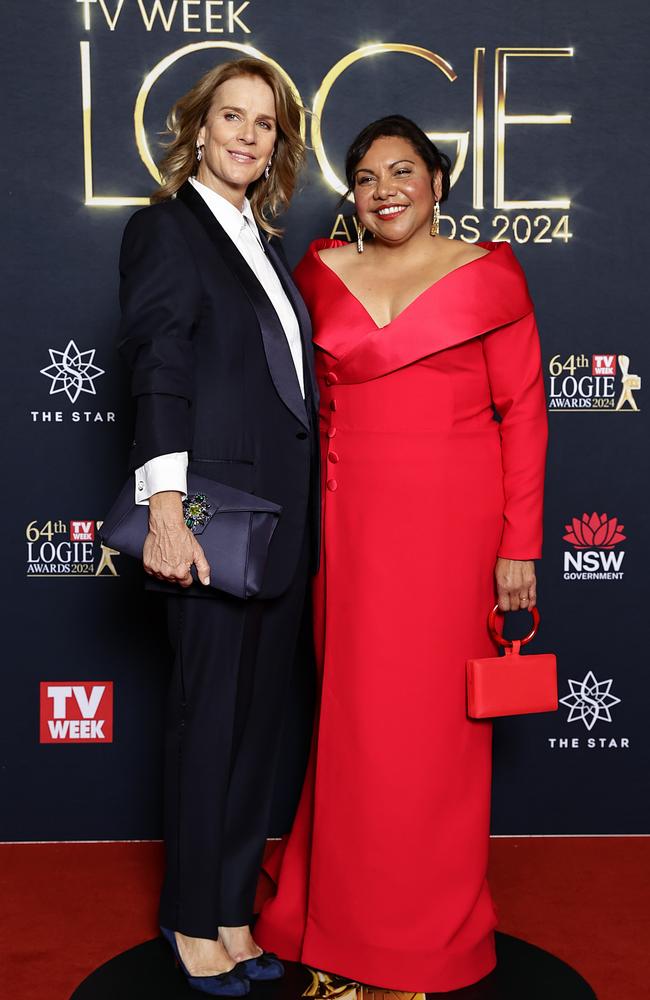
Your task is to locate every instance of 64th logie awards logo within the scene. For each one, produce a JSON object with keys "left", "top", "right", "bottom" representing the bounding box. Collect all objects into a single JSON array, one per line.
[
  {"left": 547, "top": 353, "right": 641, "bottom": 410},
  {"left": 26, "top": 519, "right": 119, "bottom": 578}
]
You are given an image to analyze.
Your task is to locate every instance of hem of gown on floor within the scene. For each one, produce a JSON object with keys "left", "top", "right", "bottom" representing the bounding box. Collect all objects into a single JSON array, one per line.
[{"left": 258, "top": 923, "right": 497, "bottom": 993}]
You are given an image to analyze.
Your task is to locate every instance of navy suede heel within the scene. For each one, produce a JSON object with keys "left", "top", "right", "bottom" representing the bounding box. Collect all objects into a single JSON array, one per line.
[
  {"left": 160, "top": 927, "right": 250, "bottom": 996},
  {"left": 236, "top": 952, "right": 285, "bottom": 981}
]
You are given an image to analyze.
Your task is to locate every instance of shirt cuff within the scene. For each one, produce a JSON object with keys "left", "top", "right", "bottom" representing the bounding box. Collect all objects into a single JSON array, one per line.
[{"left": 135, "top": 452, "right": 188, "bottom": 505}]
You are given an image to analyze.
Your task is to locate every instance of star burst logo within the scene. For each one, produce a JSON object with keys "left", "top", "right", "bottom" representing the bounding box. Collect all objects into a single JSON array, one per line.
[
  {"left": 559, "top": 670, "right": 621, "bottom": 730},
  {"left": 40, "top": 340, "right": 105, "bottom": 403}
]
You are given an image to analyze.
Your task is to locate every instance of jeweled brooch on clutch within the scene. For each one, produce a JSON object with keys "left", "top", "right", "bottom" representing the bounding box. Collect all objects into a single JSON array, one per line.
[{"left": 183, "top": 493, "right": 213, "bottom": 531}]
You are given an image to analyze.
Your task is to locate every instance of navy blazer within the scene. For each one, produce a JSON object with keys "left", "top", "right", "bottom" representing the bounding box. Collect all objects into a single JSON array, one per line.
[{"left": 118, "top": 182, "right": 320, "bottom": 598}]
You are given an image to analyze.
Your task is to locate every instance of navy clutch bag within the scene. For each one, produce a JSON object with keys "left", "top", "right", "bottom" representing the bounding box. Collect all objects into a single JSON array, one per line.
[{"left": 100, "top": 473, "right": 282, "bottom": 599}]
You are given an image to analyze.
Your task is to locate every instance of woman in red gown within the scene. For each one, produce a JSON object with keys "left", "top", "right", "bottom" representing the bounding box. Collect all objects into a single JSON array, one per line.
[{"left": 256, "top": 116, "right": 548, "bottom": 992}]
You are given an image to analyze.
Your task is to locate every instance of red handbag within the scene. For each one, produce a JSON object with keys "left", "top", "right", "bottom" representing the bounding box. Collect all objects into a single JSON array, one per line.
[{"left": 466, "top": 605, "right": 558, "bottom": 719}]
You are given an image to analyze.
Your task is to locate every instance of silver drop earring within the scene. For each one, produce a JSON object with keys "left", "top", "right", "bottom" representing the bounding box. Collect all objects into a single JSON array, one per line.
[
  {"left": 195, "top": 142, "right": 203, "bottom": 163},
  {"left": 264, "top": 155, "right": 273, "bottom": 180},
  {"left": 356, "top": 224, "right": 366, "bottom": 254}
]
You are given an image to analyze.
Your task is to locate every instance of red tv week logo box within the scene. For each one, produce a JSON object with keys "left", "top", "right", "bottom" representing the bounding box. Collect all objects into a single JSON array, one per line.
[
  {"left": 592, "top": 354, "right": 617, "bottom": 377},
  {"left": 40, "top": 682, "right": 113, "bottom": 743},
  {"left": 70, "top": 520, "right": 95, "bottom": 541}
]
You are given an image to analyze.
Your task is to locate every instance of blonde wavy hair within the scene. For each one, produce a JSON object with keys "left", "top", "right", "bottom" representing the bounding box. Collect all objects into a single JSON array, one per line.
[{"left": 152, "top": 58, "right": 306, "bottom": 237}]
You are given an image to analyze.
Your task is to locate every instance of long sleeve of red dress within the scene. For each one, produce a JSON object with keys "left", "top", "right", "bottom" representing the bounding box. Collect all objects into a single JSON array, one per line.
[{"left": 482, "top": 309, "right": 548, "bottom": 560}]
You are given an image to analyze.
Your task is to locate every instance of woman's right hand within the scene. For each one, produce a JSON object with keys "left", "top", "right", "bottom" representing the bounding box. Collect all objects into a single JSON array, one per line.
[{"left": 144, "top": 491, "right": 211, "bottom": 587}]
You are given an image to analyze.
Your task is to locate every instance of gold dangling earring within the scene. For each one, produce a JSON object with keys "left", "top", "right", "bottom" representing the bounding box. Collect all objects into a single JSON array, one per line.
[
  {"left": 356, "top": 223, "right": 366, "bottom": 254},
  {"left": 430, "top": 200, "right": 440, "bottom": 237}
]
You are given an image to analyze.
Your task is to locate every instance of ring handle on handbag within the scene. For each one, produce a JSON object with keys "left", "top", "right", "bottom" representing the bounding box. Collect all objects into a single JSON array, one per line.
[{"left": 488, "top": 603, "right": 540, "bottom": 648}]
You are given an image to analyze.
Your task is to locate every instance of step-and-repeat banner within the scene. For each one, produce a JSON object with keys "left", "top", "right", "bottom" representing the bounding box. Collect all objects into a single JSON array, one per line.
[{"left": 2, "top": 0, "right": 649, "bottom": 840}]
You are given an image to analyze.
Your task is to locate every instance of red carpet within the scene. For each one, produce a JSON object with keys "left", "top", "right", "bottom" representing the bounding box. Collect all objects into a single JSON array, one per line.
[{"left": 1, "top": 838, "right": 648, "bottom": 1000}]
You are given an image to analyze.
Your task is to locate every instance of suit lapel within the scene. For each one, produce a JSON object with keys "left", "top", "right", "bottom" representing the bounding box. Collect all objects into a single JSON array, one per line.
[
  {"left": 265, "top": 238, "right": 318, "bottom": 406},
  {"left": 176, "top": 183, "right": 309, "bottom": 428}
]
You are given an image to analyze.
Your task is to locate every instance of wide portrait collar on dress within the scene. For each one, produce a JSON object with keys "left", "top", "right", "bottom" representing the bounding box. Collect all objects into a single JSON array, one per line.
[{"left": 301, "top": 239, "right": 534, "bottom": 385}]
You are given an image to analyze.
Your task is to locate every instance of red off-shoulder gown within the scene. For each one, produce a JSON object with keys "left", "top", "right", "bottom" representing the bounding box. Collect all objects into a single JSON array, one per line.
[{"left": 256, "top": 239, "right": 548, "bottom": 992}]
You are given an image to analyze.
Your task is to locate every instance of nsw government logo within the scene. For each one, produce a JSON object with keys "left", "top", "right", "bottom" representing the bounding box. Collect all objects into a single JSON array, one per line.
[
  {"left": 547, "top": 353, "right": 641, "bottom": 410},
  {"left": 32, "top": 339, "right": 115, "bottom": 423},
  {"left": 548, "top": 671, "right": 628, "bottom": 750},
  {"left": 562, "top": 512, "right": 625, "bottom": 581},
  {"left": 26, "top": 519, "right": 120, "bottom": 577},
  {"left": 40, "top": 682, "right": 113, "bottom": 743}
]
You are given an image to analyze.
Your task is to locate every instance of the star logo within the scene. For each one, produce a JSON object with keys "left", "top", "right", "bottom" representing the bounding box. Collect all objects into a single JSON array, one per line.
[
  {"left": 40, "top": 340, "right": 105, "bottom": 403},
  {"left": 560, "top": 670, "right": 621, "bottom": 730}
]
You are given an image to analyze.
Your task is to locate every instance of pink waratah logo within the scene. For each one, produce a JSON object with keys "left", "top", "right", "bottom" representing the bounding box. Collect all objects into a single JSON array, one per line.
[{"left": 563, "top": 513, "right": 626, "bottom": 550}]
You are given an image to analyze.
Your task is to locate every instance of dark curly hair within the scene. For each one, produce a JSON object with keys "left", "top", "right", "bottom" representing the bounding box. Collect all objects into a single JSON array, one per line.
[{"left": 343, "top": 114, "right": 451, "bottom": 203}]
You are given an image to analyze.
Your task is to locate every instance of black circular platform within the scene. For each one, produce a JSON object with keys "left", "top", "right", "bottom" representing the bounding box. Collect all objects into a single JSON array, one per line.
[{"left": 70, "top": 933, "right": 597, "bottom": 1000}]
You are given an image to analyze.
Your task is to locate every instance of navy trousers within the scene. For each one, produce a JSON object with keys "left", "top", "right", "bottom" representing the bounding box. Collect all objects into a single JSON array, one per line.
[{"left": 159, "top": 527, "right": 312, "bottom": 937}]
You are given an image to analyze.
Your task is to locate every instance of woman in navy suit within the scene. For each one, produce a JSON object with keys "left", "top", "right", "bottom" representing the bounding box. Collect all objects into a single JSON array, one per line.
[{"left": 118, "top": 58, "right": 319, "bottom": 995}]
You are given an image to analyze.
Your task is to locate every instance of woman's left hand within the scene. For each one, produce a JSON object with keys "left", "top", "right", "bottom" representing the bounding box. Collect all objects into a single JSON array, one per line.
[{"left": 495, "top": 558, "right": 536, "bottom": 611}]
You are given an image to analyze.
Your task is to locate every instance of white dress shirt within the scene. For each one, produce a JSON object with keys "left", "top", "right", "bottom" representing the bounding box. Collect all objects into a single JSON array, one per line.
[{"left": 135, "top": 177, "right": 304, "bottom": 504}]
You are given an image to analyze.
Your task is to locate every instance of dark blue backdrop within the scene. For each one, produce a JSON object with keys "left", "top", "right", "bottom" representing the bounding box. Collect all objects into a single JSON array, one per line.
[{"left": 2, "top": 0, "right": 649, "bottom": 840}]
